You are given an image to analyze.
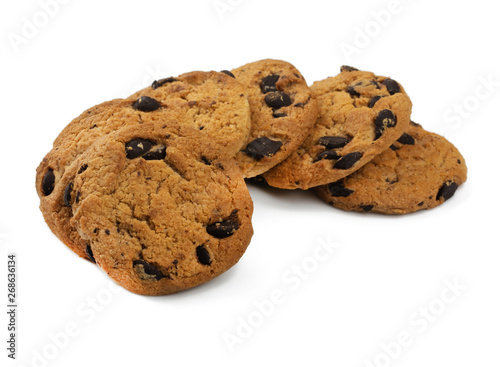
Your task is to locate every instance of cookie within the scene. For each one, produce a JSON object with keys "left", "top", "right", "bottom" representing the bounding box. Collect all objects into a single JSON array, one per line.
[
  {"left": 262, "top": 66, "right": 412, "bottom": 189},
  {"left": 127, "top": 70, "right": 251, "bottom": 155},
  {"left": 63, "top": 123, "right": 253, "bottom": 295},
  {"left": 315, "top": 123, "right": 468, "bottom": 214},
  {"left": 37, "top": 72, "right": 251, "bottom": 260},
  {"left": 230, "top": 59, "right": 319, "bottom": 177}
]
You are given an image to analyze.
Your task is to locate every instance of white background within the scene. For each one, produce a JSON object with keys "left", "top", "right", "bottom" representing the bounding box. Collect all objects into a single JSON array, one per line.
[{"left": 1, "top": 0, "right": 499, "bottom": 366}]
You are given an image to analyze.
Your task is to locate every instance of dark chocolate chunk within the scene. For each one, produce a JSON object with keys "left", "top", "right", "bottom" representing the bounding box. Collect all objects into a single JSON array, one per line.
[
  {"left": 347, "top": 85, "right": 361, "bottom": 97},
  {"left": 264, "top": 91, "right": 292, "bottom": 108},
  {"left": 368, "top": 95, "right": 384, "bottom": 108},
  {"left": 42, "top": 169, "right": 55, "bottom": 196},
  {"left": 272, "top": 110, "right": 288, "bottom": 118},
  {"left": 63, "top": 183, "right": 73, "bottom": 208},
  {"left": 437, "top": 181, "right": 459, "bottom": 201},
  {"left": 242, "top": 137, "right": 283, "bottom": 161},
  {"left": 261, "top": 74, "right": 280, "bottom": 93},
  {"left": 133, "top": 260, "right": 166, "bottom": 280},
  {"left": 314, "top": 150, "right": 340, "bottom": 163},
  {"left": 206, "top": 217, "right": 239, "bottom": 239},
  {"left": 196, "top": 245, "right": 212, "bottom": 266},
  {"left": 221, "top": 70, "right": 236, "bottom": 78},
  {"left": 132, "top": 96, "right": 161, "bottom": 112},
  {"left": 397, "top": 133, "right": 415, "bottom": 145},
  {"left": 334, "top": 152, "right": 363, "bottom": 169},
  {"left": 142, "top": 146, "right": 167, "bottom": 161},
  {"left": 78, "top": 164, "right": 88, "bottom": 174},
  {"left": 341, "top": 65, "right": 359, "bottom": 72},
  {"left": 375, "top": 109, "right": 397, "bottom": 140},
  {"left": 327, "top": 181, "right": 354, "bottom": 197},
  {"left": 382, "top": 79, "right": 400, "bottom": 95},
  {"left": 360, "top": 205, "right": 374, "bottom": 212},
  {"left": 85, "top": 244, "right": 96, "bottom": 263},
  {"left": 152, "top": 77, "right": 178, "bottom": 89},
  {"left": 318, "top": 136, "right": 350, "bottom": 149},
  {"left": 125, "top": 139, "right": 154, "bottom": 159}
]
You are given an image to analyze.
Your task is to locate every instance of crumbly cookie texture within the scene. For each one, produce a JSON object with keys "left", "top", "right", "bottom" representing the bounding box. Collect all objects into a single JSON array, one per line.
[
  {"left": 63, "top": 124, "right": 253, "bottom": 295},
  {"left": 262, "top": 66, "right": 412, "bottom": 189},
  {"left": 127, "top": 70, "right": 251, "bottom": 156},
  {"left": 37, "top": 71, "right": 251, "bottom": 260},
  {"left": 231, "top": 59, "right": 318, "bottom": 177},
  {"left": 315, "top": 122, "right": 467, "bottom": 214}
]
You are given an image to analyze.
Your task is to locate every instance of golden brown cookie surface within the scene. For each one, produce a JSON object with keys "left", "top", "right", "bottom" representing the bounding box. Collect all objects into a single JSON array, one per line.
[
  {"left": 315, "top": 123, "right": 468, "bottom": 214},
  {"left": 64, "top": 124, "right": 253, "bottom": 295},
  {"left": 262, "top": 66, "right": 412, "bottom": 189},
  {"left": 231, "top": 59, "right": 318, "bottom": 177}
]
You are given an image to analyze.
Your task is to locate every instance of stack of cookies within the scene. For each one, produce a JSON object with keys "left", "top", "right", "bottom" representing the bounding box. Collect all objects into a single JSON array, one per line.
[{"left": 36, "top": 60, "right": 467, "bottom": 295}]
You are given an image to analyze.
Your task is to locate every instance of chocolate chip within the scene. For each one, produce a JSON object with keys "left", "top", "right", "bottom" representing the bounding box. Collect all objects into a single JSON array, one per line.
[
  {"left": 327, "top": 181, "right": 354, "bottom": 197},
  {"left": 418, "top": 202, "right": 424, "bottom": 207},
  {"left": 360, "top": 205, "right": 374, "bottom": 212},
  {"left": 347, "top": 85, "right": 361, "bottom": 97},
  {"left": 390, "top": 145, "right": 399, "bottom": 151},
  {"left": 382, "top": 79, "right": 400, "bottom": 95},
  {"left": 105, "top": 229, "right": 110, "bottom": 235},
  {"left": 318, "top": 136, "right": 350, "bottom": 149},
  {"left": 221, "top": 70, "right": 236, "bottom": 78},
  {"left": 375, "top": 109, "right": 397, "bottom": 140},
  {"left": 368, "top": 95, "right": 384, "bottom": 108},
  {"left": 242, "top": 137, "right": 283, "bottom": 161},
  {"left": 196, "top": 245, "right": 212, "bottom": 266},
  {"left": 78, "top": 164, "right": 88, "bottom": 174},
  {"left": 63, "top": 183, "right": 73, "bottom": 208},
  {"left": 341, "top": 65, "right": 359, "bottom": 72},
  {"left": 314, "top": 150, "right": 340, "bottom": 163},
  {"left": 264, "top": 91, "right": 292, "bottom": 108},
  {"left": 294, "top": 102, "right": 305, "bottom": 108},
  {"left": 132, "top": 96, "right": 161, "bottom": 112},
  {"left": 201, "top": 156, "right": 211, "bottom": 165},
  {"left": 142, "top": 146, "right": 166, "bottom": 160},
  {"left": 75, "top": 191, "right": 81, "bottom": 204},
  {"left": 206, "top": 217, "right": 239, "bottom": 239},
  {"left": 261, "top": 74, "right": 280, "bottom": 93},
  {"left": 334, "top": 152, "right": 363, "bottom": 169},
  {"left": 152, "top": 77, "right": 178, "bottom": 89},
  {"left": 85, "top": 244, "right": 96, "bottom": 263},
  {"left": 42, "top": 169, "right": 55, "bottom": 196},
  {"left": 272, "top": 110, "right": 287, "bottom": 118},
  {"left": 370, "top": 80, "right": 381, "bottom": 89},
  {"left": 397, "top": 133, "right": 415, "bottom": 145},
  {"left": 437, "top": 181, "right": 459, "bottom": 201},
  {"left": 133, "top": 260, "right": 166, "bottom": 280},
  {"left": 125, "top": 139, "right": 154, "bottom": 159}
]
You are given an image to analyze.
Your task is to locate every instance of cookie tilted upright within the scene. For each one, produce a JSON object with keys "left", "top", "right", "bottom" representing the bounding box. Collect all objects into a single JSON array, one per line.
[
  {"left": 315, "top": 123, "right": 468, "bottom": 214},
  {"left": 262, "top": 66, "right": 413, "bottom": 189},
  {"left": 63, "top": 124, "right": 253, "bottom": 295},
  {"left": 231, "top": 59, "right": 319, "bottom": 177}
]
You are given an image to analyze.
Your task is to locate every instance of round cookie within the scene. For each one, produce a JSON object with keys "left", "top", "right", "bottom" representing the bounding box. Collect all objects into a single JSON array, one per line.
[
  {"left": 262, "top": 66, "right": 413, "bottom": 189},
  {"left": 315, "top": 122, "right": 468, "bottom": 214},
  {"left": 127, "top": 70, "right": 251, "bottom": 155},
  {"left": 230, "top": 59, "right": 319, "bottom": 177},
  {"left": 63, "top": 124, "right": 253, "bottom": 295}
]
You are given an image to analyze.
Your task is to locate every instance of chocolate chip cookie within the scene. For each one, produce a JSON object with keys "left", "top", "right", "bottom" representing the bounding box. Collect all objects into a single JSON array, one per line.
[
  {"left": 127, "top": 70, "right": 251, "bottom": 155},
  {"left": 262, "top": 66, "right": 412, "bottom": 189},
  {"left": 64, "top": 123, "right": 253, "bottom": 295},
  {"left": 230, "top": 59, "right": 319, "bottom": 177},
  {"left": 315, "top": 122, "right": 468, "bottom": 214}
]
